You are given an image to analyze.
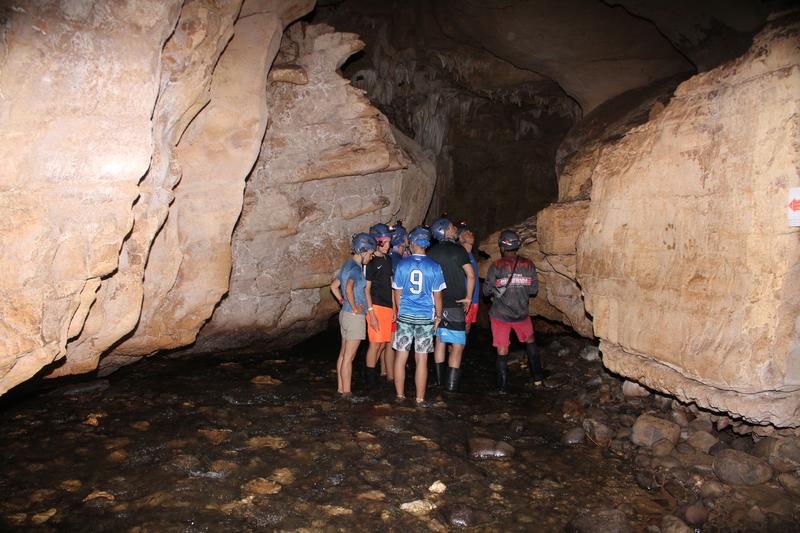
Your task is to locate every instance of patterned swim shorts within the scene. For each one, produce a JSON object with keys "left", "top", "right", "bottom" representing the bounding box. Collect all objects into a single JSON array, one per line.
[{"left": 392, "top": 316, "right": 435, "bottom": 353}]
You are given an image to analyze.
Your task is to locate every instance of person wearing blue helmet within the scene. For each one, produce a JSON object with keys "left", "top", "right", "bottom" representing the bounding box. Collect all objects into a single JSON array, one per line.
[
  {"left": 330, "top": 232, "right": 376, "bottom": 398},
  {"left": 364, "top": 223, "right": 395, "bottom": 387},
  {"left": 389, "top": 221, "right": 409, "bottom": 273},
  {"left": 457, "top": 222, "right": 480, "bottom": 334},
  {"left": 426, "top": 217, "right": 475, "bottom": 393},
  {"left": 392, "top": 226, "right": 445, "bottom": 406}
]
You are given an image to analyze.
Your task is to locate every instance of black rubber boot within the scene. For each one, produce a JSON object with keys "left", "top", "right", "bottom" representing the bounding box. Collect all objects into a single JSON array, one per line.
[
  {"left": 445, "top": 367, "right": 461, "bottom": 393},
  {"left": 434, "top": 362, "right": 447, "bottom": 388},
  {"left": 526, "top": 343, "right": 545, "bottom": 385},
  {"left": 365, "top": 366, "right": 378, "bottom": 389},
  {"left": 495, "top": 356, "right": 508, "bottom": 393}
]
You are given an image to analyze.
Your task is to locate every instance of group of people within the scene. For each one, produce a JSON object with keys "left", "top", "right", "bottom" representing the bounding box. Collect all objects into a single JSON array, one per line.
[{"left": 330, "top": 217, "right": 545, "bottom": 406}]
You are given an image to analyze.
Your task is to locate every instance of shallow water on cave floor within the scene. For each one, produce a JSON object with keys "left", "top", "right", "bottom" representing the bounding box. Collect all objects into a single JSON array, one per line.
[{"left": 0, "top": 327, "right": 772, "bottom": 532}]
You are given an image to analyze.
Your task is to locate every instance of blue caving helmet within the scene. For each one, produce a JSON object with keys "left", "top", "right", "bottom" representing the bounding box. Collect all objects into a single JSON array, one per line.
[
  {"left": 390, "top": 222, "right": 408, "bottom": 247},
  {"left": 408, "top": 226, "right": 432, "bottom": 248},
  {"left": 369, "top": 223, "right": 392, "bottom": 240},
  {"left": 430, "top": 218, "right": 452, "bottom": 241},
  {"left": 352, "top": 232, "right": 377, "bottom": 253}
]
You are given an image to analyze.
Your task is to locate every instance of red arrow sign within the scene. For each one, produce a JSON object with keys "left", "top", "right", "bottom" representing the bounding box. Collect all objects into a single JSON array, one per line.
[{"left": 790, "top": 198, "right": 800, "bottom": 212}]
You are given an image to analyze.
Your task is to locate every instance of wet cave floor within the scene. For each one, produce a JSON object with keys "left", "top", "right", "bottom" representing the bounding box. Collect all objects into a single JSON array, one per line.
[{"left": 1, "top": 326, "right": 798, "bottom": 532}]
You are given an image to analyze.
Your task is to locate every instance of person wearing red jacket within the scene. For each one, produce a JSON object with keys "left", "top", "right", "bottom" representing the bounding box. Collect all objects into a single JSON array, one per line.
[{"left": 482, "top": 229, "right": 544, "bottom": 393}]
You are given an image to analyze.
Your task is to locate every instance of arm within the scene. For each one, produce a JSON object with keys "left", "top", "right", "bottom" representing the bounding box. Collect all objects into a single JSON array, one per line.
[
  {"left": 365, "top": 280, "right": 378, "bottom": 329},
  {"left": 345, "top": 279, "right": 360, "bottom": 314},
  {"left": 483, "top": 264, "right": 496, "bottom": 298},
  {"left": 433, "top": 290, "right": 443, "bottom": 330},
  {"left": 330, "top": 277, "right": 343, "bottom": 305},
  {"left": 390, "top": 276, "right": 397, "bottom": 322},
  {"left": 393, "top": 288, "right": 402, "bottom": 321},
  {"left": 457, "top": 263, "right": 475, "bottom": 312},
  {"left": 529, "top": 262, "right": 539, "bottom": 297}
]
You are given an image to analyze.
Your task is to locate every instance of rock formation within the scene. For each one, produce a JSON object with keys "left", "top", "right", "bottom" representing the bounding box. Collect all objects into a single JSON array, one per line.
[
  {"left": 54, "top": 0, "right": 243, "bottom": 378},
  {"left": 0, "top": 0, "right": 185, "bottom": 392},
  {"left": 192, "top": 23, "right": 436, "bottom": 353},
  {"left": 0, "top": 0, "right": 319, "bottom": 391},
  {"left": 577, "top": 15, "right": 800, "bottom": 427},
  {"left": 479, "top": 79, "right": 681, "bottom": 337},
  {"left": 102, "top": 1, "right": 316, "bottom": 373}
]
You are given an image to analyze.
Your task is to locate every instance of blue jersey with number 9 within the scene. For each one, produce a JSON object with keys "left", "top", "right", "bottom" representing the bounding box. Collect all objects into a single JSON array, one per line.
[{"left": 392, "top": 254, "right": 447, "bottom": 320}]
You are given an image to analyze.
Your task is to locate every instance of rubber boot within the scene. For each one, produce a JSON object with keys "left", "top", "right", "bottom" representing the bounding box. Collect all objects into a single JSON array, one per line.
[
  {"left": 495, "top": 356, "right": 508, "bottom": 394},
  {"left": 434, "top": 362, "right": 447, "bottom": 388},
  {"left": 526, "top": 343, "right": 545, "bottom": 385},
  {"left": 365, "top": 366, "right": 378, "bottom": 389},
  {"left": 445, "top": 367, "right": 461, "bottom": 393}
]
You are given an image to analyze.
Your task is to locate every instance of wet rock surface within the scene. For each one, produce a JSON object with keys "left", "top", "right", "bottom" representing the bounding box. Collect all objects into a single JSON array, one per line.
[{"left": 1, "top": 327, "right": 798, "bottom": 531}]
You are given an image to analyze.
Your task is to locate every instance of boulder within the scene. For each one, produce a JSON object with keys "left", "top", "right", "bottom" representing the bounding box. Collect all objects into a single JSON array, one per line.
[
  {"left": 713, "top": 449, "right": 773, "bottom": 486},
  {"left": 467, "top": 438, "right": 515, "bottom": 459},
  {"left": 570, "top": 508, "right": 632, "bottom": 533},
  {"left": 582, "top": 418, "right": 615, "bottom": 446},
  {"left": 562, "top": 427, "right": 586, "bottom": 445},
  {"left": 631, "top": 415, "right": 681, "bottom": 447},
  {"left": 660, "top": 515, "right": 693, "bottom": 533},
  {"left": 687, "top": 430, "right": 719, "bottom": 453},
  {"left": 622, "top": 380, "right": 650, "bottom": 397}
]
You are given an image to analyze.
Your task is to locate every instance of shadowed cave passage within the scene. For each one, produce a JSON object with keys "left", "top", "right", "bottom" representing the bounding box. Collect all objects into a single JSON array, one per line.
[{"left": 1, "top": 0, "right": 800, "bottom": 531}]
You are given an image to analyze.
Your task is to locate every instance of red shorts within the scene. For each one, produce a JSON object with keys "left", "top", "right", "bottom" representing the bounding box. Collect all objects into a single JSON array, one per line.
[
  {"left": 465, "top": 303, "right": 479, "bottom": 324},
  {"left": 490, "top": 316, "right": 534, "bottom": 348}
]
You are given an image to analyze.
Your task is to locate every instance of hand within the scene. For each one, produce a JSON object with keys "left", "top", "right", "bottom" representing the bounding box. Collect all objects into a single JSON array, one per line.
[
  {"left": 354, "top": 304, "right": 364, "bottom": 315},
  {"left": 368, "top": 311, "right": 379, "bottom": 330},
  {"left": 433, "top": 316, "right": 441, "bottom": 332},
  {"left": 456, "top": 298, "right": 470, "bottom": 313},
  {"left": 391, "top": 310, "right": 397, "bottom": 322}
]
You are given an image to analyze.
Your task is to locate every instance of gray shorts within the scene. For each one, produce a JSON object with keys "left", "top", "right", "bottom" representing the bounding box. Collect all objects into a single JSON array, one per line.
[
  {"left": 339, "top": 310, "right": 366, "bottom": 340},
  {"left": 392, "top": 318, "right": 435, "bottom": 353}
]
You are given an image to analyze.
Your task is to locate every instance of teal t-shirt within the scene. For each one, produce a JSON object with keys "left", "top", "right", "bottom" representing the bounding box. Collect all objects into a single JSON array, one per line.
[{"left": 339, "top": 258, "right": 367, "bottom": 314}]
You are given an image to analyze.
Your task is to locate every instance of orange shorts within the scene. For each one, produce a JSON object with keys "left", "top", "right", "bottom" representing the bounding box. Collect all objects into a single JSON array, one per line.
[{"left": 367, "top": 304, "right": 393, "bottom": 343}]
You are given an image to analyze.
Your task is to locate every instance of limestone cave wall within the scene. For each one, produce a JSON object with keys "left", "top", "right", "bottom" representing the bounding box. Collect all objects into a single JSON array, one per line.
[
  {"left": 191, "top": 23, "right": 436, "bottom": 354},
  {"left": 0, "top": 1, "right": 433, "bottom": 391},
  {"left": 1, "top": 0, "right": 798, "bottom": 432},
  {"left": 576, "top": 16, "right": 800, "bottom": 427}
]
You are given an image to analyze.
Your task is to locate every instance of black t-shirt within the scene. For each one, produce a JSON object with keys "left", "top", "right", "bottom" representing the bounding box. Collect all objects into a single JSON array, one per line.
[
  {"left": 427, "top": 240, "right": 471, "bottom": 307},
  {"left": 365, "top": 254, "right": 393, "bottom": 308}
]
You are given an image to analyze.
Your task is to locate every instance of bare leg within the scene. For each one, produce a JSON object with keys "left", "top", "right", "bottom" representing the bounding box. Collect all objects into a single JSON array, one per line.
[
  {"left": 384, "top": 343, "right": 395, "bottom": 381},
  {"left": 341, "top": 339, "right": 361, "bottom": 394},
  {"left": 448, "top": 343, "right": 465, "bottom": 369},
  {"left": 336, "top": 339, "right": 346, "bottom": 393},
  {"left": 433, "top": 337, "right": 447, "bottom": 364},
  {"left": 365, "top": 341, "right": 381, "bottom": 368},
  {"left": 378, "top": 343, "right": 386, "bottom": 375},
  {"left": 394, "top": 351, "right": 409, "bottom": 398},
  {"left": 414, "top": 352, "right": 429, "bottom": 402}
]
